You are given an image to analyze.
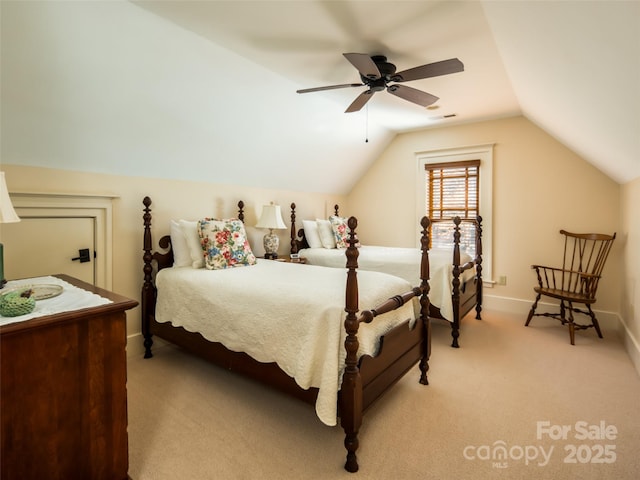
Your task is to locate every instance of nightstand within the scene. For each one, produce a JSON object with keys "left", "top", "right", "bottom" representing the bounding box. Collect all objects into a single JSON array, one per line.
[{"left": 270, "top": 256, "right": 307, "bottom": 264}]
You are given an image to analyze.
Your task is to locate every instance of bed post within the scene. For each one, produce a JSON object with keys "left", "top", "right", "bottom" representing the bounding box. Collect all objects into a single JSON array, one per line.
[
  {"left": 419, "top": 216, "right": 431, "bottom": 385},
  {"left": 141, "top": 197, "right": 156, "bottom": 359},
  {"left": 334, "top": 204, "right": 340, "bottom": 216},
  {"left": 341, "top": 216, "right": 362, "bottom": 473},
  {"left": 450, "top": 217, "right": 462, "bottom": 348},
  {"left": 290, "top": 202, "right": 298, "bottom": 254},
  {"left": 475, "top": 216, "right": 483, "bottom": 320},
  {"left": 237, "top": 200, "right": 245, "bottom": 223}
]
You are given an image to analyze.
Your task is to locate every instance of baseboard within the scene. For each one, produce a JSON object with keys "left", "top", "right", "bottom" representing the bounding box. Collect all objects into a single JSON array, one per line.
[
  {"left": 484, "top": 293, "right": 640, "bottom": 377},
  {"left": 617, "top": 315, "right": 640, "bottom": 378}
]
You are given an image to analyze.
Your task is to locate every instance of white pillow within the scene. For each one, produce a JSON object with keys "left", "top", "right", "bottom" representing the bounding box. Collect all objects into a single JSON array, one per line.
[
  {"left": 179, "top": 219, "right": 205, "bottom": 268},
  {"left": 316, "top": 219, "right": 336, "bottom": 249},
  {"left": 170, "top": 220, "right": 192, "bottom": 267},
  {"left": 302, "top": 220, "right": 323, "bottom": 249}
]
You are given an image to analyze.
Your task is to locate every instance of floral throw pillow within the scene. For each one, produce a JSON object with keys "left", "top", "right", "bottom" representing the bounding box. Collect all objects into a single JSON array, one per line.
[
  {"left": 329, "top": 216, "right": 361, "bottom": 249},
  {"left": 198, "top": 218, "right": 257, "bottom": 270}
]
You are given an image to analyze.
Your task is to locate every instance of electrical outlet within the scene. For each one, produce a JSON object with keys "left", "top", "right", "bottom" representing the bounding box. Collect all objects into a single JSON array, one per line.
[{"left": 498, "top": 275, "right": 507, "bottom": 286}]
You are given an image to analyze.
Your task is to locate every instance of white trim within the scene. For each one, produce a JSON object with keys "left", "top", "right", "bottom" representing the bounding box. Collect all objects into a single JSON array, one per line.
[
  {"left": 483, "top": 294, "right": 620, "bottom": 331},
  {"left": 8, "top": 192, "right": 117, "bottom": 289},
  {"left": 416, "top": 144, "right": 494, "bottom": 282},
  {"left": 483, "top": 294, "right": 640, "bottom": 376},
  {"left": 617, "top": 315, "right": 640, "bottom": 378},
  {"left": 8, "top": 191, "right": 118, "bottom": 199}
]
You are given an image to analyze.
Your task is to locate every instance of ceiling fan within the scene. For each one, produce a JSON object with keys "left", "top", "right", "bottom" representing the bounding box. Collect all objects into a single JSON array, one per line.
[{"left": 297, "top": 53, "right": 464, "bottom": 113}]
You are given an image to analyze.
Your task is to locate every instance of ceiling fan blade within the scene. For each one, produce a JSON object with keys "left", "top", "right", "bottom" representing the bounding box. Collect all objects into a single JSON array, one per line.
[
  {"left": 297, "top": 83, "right": 363, "bottom": 94},
  {"left": 343, "top": 53, "right": 381, "bottom": 80},
  {"left": 387, "top": 84, "right": 439, "bottom": 107},
  {"left": 345, "top": 90, "right": 375, "bottom": 113},
  {"left": 392, "top": 58, "right": 464, "bottom": 82}
]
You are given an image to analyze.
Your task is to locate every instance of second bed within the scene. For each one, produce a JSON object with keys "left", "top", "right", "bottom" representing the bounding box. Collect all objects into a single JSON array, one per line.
[{"left": 290, "top": 203, "right": 483, "bottom": 348}]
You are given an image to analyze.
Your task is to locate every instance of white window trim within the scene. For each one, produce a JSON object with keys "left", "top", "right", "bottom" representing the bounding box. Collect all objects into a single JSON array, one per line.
[{"left": 416, "top": 144, "right": 494, "bottom": 285}]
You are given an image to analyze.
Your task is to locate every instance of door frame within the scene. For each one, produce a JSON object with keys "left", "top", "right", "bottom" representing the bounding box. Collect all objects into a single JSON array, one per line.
[{"left": 7, "top": 193, "right": 116, "bottom": 289}]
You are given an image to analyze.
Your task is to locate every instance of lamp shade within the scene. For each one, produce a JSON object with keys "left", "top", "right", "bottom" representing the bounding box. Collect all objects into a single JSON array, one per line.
[
  {"left": 255, "top": 204, "right": 286, "bottom": 230},
  {"left": 0, "top": 172, "right": 20, "bottom": 224}
]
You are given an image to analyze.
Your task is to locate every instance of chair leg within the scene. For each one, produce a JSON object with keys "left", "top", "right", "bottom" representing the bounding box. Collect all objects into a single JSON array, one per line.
[
  {"left": 525, "top": 293, "right": 541, "bottom": 326},
  {"left": 567, "top": 302, "right": 576, "bottom": 345},
  {"left": 587, "top": 304, "right": 604, "bottom": 339},
  {"left": 568, "top": 323, "right": 576, "bottom": 345}
]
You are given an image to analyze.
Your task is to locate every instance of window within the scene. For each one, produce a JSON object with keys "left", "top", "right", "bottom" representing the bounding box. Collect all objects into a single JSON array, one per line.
[
  {"left": 415, "top": 144, "right": 493, "bottom": 284},
  {"left": 425, "top": 160, "right": 479, "bottom": 254}
]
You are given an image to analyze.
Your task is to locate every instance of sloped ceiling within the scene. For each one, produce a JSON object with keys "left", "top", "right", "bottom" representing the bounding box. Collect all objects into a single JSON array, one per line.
[
  {"left": 132, "top": 0, "right": 640, "bottom": 185},
  {"left": 2, "top": 1, "right": 638, "bottom": 194},
  {"left": 483, "top": 0, "right": 640, "bottom": 184}
]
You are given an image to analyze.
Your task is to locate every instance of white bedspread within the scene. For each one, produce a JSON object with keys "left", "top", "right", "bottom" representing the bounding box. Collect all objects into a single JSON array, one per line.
[
  {"left": 298, "top": 246, "right": 474, "bottom": 321},
  {"left": 155, "top": 260, "right": 418, "bottom": 426}
]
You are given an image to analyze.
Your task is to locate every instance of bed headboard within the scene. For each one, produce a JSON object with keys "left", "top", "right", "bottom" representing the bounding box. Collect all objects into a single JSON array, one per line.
[
  {"left": 142, "top": 197, "right": 247, "bottom": 274},
  {"left": 142, "top": 197, "right": 174, "bottom": 273},
  {"left": 289, "top": 202, "right": 307, "bottom": 253},
  {"left": 290, "top": 203, "right": 340, "bottom": 254}
]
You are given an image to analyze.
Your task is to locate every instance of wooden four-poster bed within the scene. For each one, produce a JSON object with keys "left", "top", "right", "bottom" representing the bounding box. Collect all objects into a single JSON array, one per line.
[{"left": 141, "top": 197, "right": 433, "bottom": 472}]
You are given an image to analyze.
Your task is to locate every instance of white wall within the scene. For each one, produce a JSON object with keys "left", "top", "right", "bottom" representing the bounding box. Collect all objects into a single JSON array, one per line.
[{"left": 0, "top": 0, "right": 391, "bottom": 195}]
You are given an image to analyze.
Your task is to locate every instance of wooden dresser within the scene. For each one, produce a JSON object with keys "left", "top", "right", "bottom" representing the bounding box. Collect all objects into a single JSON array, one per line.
[{"left": 0, "top": 275, "right": 137, "bottom": 480}]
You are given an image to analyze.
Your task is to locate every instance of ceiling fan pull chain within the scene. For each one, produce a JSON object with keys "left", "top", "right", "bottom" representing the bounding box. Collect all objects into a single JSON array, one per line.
[{"left": 365, "top": 104, "right": 369, "bottom": 143}]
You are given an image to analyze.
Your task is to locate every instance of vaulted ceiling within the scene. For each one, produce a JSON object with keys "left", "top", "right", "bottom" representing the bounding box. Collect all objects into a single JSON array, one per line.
[
  {"left": 3, "top": 1, "right": 639, "bottom": 194},
  {"left": 132, "top": 0, "right": 640, "bottom": 186}
]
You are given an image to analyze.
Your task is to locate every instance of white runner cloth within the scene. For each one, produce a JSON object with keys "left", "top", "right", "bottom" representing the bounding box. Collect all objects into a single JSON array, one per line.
[{"left": 0, "top": 276, "right": 112, "bottom": 326}]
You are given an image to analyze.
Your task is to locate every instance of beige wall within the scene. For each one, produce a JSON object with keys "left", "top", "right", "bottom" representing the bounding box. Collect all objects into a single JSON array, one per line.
[
  {"left": 1, "top": 164, "right": 345, "bottom": 344},
  {"left": 347, "top": 115, "right": 622, "bottom": 313},
  {"left": 621, "top": 177, "right": 640, "bottom": 363}
]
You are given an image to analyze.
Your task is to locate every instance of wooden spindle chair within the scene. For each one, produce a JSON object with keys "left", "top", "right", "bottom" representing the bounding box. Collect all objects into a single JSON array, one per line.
[{"left": 525, "top": 230, "right": 616, "bottom": 345}]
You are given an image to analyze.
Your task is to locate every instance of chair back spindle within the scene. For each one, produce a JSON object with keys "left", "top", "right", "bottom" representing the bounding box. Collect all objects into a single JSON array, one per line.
[
  {"left": 560, "top": 230, "right": 616, "bottom": 301},
  {"left": 526, "top": 229, "right": 615, "bottom": 345}
]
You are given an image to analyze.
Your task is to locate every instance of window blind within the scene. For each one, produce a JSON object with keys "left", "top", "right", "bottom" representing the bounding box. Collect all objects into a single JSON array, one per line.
[{"left": 425, "top": 160, "right": 480, "bottom": 253}]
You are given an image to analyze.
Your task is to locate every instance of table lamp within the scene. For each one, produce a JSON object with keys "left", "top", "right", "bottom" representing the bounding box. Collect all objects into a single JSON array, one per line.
[
  {"left": 0, "top": 172, "right": 21, "bottom": 288},
  {"left": 255, "top": 203, "right": 286, "bottom": 259}
]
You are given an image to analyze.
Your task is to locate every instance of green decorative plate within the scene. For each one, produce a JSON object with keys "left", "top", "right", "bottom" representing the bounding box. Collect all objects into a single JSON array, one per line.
[{"left": 2, "top": 284, "right": 64, "bottom": 301}]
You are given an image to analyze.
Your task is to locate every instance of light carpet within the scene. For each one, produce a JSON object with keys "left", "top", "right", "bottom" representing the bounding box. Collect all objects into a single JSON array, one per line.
[{"left": 127, "top": 310, "right": 640, "bottom": 479}]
